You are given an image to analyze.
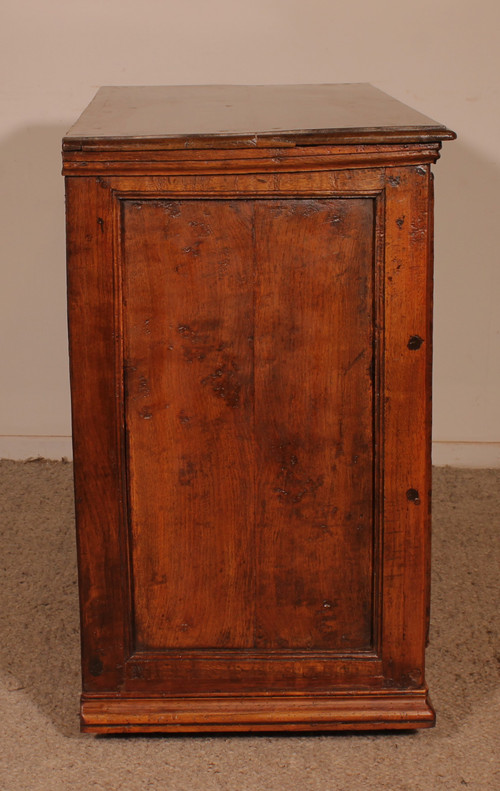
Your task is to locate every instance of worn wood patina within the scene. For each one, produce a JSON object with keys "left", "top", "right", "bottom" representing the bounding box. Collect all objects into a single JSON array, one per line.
[{"left": 64, "top": 84, "right": 455, "bottom": 732}]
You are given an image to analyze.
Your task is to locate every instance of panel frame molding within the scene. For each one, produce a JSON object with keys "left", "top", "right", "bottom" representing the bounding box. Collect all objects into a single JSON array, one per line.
[
  {"left": 111, "top": 173, "right": 386, "bottom": 677},
  {"left": 67, "top": 159, "right": 434, "bottom": 725}
]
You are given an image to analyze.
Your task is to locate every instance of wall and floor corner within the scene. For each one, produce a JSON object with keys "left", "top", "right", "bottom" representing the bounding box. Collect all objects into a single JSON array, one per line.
[{"left": 1, "top": 0, "right": 499, "bottom": 467}]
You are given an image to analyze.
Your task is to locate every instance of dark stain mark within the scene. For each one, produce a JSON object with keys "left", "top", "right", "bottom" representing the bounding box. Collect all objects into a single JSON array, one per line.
[
  {"left": 410, "top": 218, "right": 426, "bottom": 242},
  {"left": 138, "top": 375, "right": 150, "bottom": 396},
  {"left": 218, "top": 259, "right": 230, "bottom": 278},
  {"left": 177, "top": 324, "right": 192, "bottom": 336},
  {"left": 178, "top": 410, "right": 191, "bottom": 424},
  {"left": 406, "top": 488, "right": 421, "bottom": 505},
  {"left": 316, "top": 522, "right": 335, "bottom": 538},
  {"left": 160, "top": 201, "right": 181, "bottom": 217},
  {"left": 408, "top": 335, "right": 424, "bottom": 350},
  {"left": 188, "top": 219, "right": 212, "bottom": 237},
  {"left": 396, "top": 216, "right": 405, "bottom": 229},
  {"left": 216, "top": 248, "right": 231, "bottom": 278},
  {"left": 184, "top": 349, "right": 206, "bottom": 363},
  {"left": 177, "top": 321, "right": 220, "bottom": 341},
  {"left": 177, "top": 322, "right": 218, "bottom": 363},
  {"left": 274, "top": 637, "right": 292, "bottom": 649},
  {"left": 202, "top": 365, "right": 241, "bottom": 407},
  {"left": 275, "top": 448, "right": 325, "bottom": 503},
  {"left": 388, "top": 175, "right": 401, "bottom": 187},
  {"left": 89, "top": 658, "right": 103, "bottom": 677},
  {"left": 176, "top": 322, "right": 243, "bottom": 405},
  {"left": 368, "top": 355, "right": 375, "bottom": 385},
  {"left": 298, "top": 202, "right": 322, "bottom": 218},
  {"left": 97, "top": 217, "right": 104, "bottom": 233},
  {"left": 291, "top": 477, "right": 324, "bottom": 503},
  {"left": 130, "top": 663, "right": 143, "bottom": 679},
  {"left": 345, "top": 348, "right": 365, "bottom": 373},
  {"left": 182, "top": 240, "right": 202, "bottom": 257},
  {"left": 179, "top": 461, "right": 196, "bottom": 486},
  {"left": 217, "top": 628, "right": 232, "bottom": 645},
  {"left": 328, "top": 214, "right": 343, "bottom": 226}
]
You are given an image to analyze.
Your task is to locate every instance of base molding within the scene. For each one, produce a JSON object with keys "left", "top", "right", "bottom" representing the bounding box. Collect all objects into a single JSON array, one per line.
[{"left": 81, "top": 690, "right": 435, "bottom": 733}]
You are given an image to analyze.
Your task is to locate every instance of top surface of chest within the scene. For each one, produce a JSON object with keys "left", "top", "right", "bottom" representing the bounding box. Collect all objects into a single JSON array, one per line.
[{"left": 63, "top": 83, "right": 455, "bottom": 151}]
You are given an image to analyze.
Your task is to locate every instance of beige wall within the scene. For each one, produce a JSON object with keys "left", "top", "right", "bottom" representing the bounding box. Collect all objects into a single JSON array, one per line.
[{"left": 1, "top": 0, "right": 499, "bottom": 465}]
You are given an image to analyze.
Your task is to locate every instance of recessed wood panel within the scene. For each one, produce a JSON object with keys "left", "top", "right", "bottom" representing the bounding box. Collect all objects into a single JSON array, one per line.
[
  {"left": 122, "top": 197, "right": 374, "bottom": 655},
  {"left": 123, "top": 199, "right": 255, "bottom": 650},
  {"left": 253, "top": 199, "right": 375, "bottom": 650}
]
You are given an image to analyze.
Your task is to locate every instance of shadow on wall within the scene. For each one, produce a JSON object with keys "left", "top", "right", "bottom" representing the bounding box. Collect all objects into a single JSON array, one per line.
[
  {"left": 434, "top": 136, "right": 500, "bottom": 312},
  {"left": 432, "top": 138, "right": 500, "bottom": 443},
  {"left": 0, "top": 124, "right": 72, "bottom": 439},
  {"left": 0, "top": 122, "right": 69, "bottom": 245},
  {"left": 0, "top": 126, "right": 499, "bottom": 446}
]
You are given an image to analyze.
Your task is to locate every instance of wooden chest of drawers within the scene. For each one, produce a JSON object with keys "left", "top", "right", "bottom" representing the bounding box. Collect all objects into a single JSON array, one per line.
[{"left": 63, "top": 84, "right": 455, "bottom": 732}]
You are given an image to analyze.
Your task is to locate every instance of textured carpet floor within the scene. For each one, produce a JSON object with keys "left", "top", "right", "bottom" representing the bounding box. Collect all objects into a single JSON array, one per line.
[{"left": 0, "top": 461, "right": 498, "bottom": 790}]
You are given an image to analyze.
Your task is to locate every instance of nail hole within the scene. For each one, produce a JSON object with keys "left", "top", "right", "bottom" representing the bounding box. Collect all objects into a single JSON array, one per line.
[
  {"left": 406, "top": 488, "right": 421, "bottom": 505},
  {"left": 408, "top": 335, "right": 424, "bottom": 350}
]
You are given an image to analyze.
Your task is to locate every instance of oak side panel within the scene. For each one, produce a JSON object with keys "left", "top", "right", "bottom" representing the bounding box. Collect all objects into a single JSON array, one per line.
[
  {"left": 66, "top": 177, "right": 128, "bottom": 691},
  {"left": 122, "top": 199, "right": 255, "bottom": 650},
  {"left": 382, "top": 165, "right": 433, "bottom": 687},
  {"left": 253, "top": 198, "right": 375, "bottom": 650}
]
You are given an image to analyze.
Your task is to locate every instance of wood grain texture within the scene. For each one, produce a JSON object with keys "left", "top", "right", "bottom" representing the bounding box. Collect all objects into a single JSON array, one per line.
[
  {"left": 66, "top": 177, "right": 130, "bottom": 692},
  {"left": 123, "top": 199, "right": 255, "bottom": 651},
  {"left": 382, "top": 165, "right": 433, "bottom": 687},
  {"left": 122, "top": 196, "right": 376, "bottom": 656},
  {"left": 121, "top": 655, "right": 383, "bottom": 695},
  {"left": 65, "top": 85, "right": 455, "bottom": 732},
  {"left": 80, "top": 690, "right": 435, "bottom": 733},
  {"left": 253, "top": 198, "right": 375, "bottom": 651},
  {"left": 62, "top": 143, "right": 444, "bottom": 175}
]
